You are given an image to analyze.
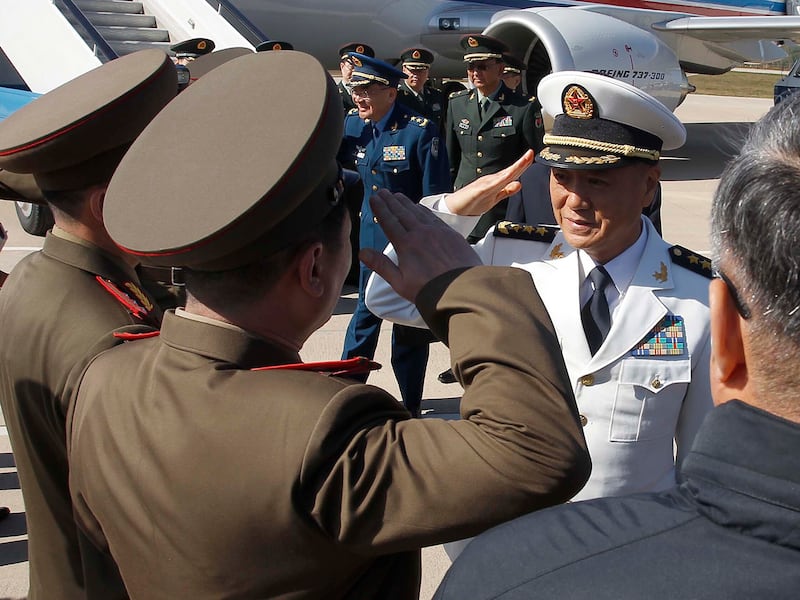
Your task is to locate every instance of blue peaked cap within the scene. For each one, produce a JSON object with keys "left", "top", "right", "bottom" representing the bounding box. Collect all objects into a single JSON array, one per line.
[{"left": 347, "top": 53, "right": 407, "bottom": 87}]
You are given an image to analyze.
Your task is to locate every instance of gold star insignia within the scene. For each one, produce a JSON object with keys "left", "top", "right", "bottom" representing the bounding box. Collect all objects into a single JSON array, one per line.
[
  {"left": 536, "top": 227, "right": 547, "bottom": 235},
  {"left": 688, "top": 255, "right": 699, "bottom": 264},
  {"left": 652, "top": 262, "right": 668, "bottom": 283},
  {"left": 701, "top": 259, "right": 712, "bottom": 270},
  {"left": 523, "top": 225, "right": 534, "bottom": 233}
]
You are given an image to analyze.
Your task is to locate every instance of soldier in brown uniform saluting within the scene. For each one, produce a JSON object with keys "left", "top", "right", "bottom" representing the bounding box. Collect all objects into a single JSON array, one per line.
[{"left": 67, "top": 50, "right": 590, "bottom": 599}]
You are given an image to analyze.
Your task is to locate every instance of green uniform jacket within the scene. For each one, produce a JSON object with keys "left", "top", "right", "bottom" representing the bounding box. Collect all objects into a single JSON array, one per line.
[
  {"left": 0, "top": 232, "right": 161, "bottom": 600},
  {"left": 446, "top": 83, "right": 545, "bottom": 240},
  {"left": 69, "top": 266, "right": 590, "bottom": 599},
  {"left": 397, "top": 82, "right": 447, "bottom": 134}
]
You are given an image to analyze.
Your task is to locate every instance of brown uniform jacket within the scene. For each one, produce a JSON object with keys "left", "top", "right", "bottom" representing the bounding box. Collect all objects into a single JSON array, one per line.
[
  {"left": 0, "top": 231, "right": 160, "bottom": 600},
  {"left": 68, "top": 266, "right": 590, "bottom": 599}
]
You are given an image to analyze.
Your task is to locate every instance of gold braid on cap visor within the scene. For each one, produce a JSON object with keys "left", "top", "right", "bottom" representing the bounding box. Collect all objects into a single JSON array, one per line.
[
  {"left": 543, "top": 134, "right": 660, "bottom": 161},
  {"left": 350, "top": 72, "right": 390, "bottom": 86}
]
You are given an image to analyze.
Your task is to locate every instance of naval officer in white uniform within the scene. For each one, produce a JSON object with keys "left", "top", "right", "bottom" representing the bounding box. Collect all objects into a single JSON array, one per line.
[{"left": 366, "top": 71, "right": 714, "bottom": 503}]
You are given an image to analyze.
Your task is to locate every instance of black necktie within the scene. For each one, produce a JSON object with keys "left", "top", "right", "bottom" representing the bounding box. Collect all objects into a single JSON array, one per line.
[{"left": 581, "top": 266, "right": 612, "bottom": 355}]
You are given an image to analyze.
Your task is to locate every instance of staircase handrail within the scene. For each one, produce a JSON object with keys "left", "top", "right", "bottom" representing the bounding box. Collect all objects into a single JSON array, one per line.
[
  {"left": 204, "top": 0, "right": 267, "bottom": 47},
  {"left": 53, "top": 0, "right": 119, "bottom": 63}
]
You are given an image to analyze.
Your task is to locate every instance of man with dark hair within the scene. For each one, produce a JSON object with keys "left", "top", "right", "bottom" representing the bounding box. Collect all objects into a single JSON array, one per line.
[
  {"left": 339, "top": 52, "right": 450, "bottom": 417},
  {"left": 446, "top": 34, "right": 545, "bottom": 243},
  {"left": 369, "top": 71, "right": 713, "bottom": 510},
  {"left": 397, "top": 47, "right": 447, "bottom": 132},
  {"left": 337, "top": 42, "right": 375, "bottom": 112},
  {"left": 433, "top": 87, "right": 800, "bottom": 600},
  {"left": 0, "top": 50, "right": 175, "bottom": 599},
  {"left": 67, "top": 50, "right": 590, "bottom": 599}
]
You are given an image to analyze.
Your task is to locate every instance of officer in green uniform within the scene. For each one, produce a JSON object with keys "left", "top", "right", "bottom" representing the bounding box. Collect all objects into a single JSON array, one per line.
[
  {"left": 255, "top": 40, "right": 293, "bottom": 51},
  {"left": 500, "top": 53, "right": 526, "bottom": 92},
  {"left": 337, "top": 42, "right": 374, "bottom": 113},
  {"left": 0, "top": 50, "right": 174, "bottom": 600},
  {"left": 67, "top": 50, "right": 590, "bottom": 599},
  {"left": 446, "top": 34, "right": 545, "bottom": 242},
  {"left": 171, "top": 37, "right": 215, "bottom": 65},
  {"left": 396, "top": 47, "right": 447, "bottom": 133}
]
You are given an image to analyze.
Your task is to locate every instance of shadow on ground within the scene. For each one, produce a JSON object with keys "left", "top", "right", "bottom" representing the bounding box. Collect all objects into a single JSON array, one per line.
[{"left": 661, "top": 122, "right": 753, "bottom": 181}]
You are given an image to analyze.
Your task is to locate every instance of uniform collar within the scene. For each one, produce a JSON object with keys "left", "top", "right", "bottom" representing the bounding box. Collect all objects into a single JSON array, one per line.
[
  {"left": 371, "top": 103, "right": 397, "bottom": 135},
  {"left": 160, "top": 310, "right": 301, "bottom": 369},
  {"left": 44, "top": 227, "right": 140, "bottom": 283}
]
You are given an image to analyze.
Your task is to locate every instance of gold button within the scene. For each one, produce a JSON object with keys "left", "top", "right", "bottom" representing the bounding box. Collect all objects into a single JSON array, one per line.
[
  {"left": 476, "top": 168, "right": 482, "bottom": 174},
  {"left": 579, "top": 414, "right": 588, "bottom": 427},
  {"left": 371, "top": 185, "right": 378, "bottom": 191},
  {"left": 579, "top": 374, "right": 594, "bottom": 386},
  {"left": 501, "top": 133, "right": 506, "bottom": 137},
  {"left": 477, "top": 135, "right": 483, "bottom": 141},
  {"left": 477, "top": 151, "right": 483, "bottom": 158},
  {"left": 651, "top": 377, "right": 662, "bottom": 389},
  {"left": 371, "top": 169, "right": 377, "bottom": 175},
  {"left": 393, "top": 168, "right": 398, "bottom": 173}
]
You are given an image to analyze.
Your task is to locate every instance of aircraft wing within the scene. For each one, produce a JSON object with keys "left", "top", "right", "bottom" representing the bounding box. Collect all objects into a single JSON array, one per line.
[{"left": 651, "top": 15, "right": 800, "bottom": 43}]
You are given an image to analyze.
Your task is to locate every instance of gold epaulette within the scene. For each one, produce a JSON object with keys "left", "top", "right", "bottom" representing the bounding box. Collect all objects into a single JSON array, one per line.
[
  {"left": 669, "top": 245, "right": 713, "bottom": 279},
  {"left": 449, "top": 89, "right": 469, "bottom": 99},
  {"left": 493, "top": 221, "right": 558, "bottom": 242},
  {"left": 409, "top": 115, "right": 429, "bottom": 127}
]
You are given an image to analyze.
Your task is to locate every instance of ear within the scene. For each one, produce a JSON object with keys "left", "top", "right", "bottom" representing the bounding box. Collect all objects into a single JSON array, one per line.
[
  {"left": 640, "top": 164, "right": 660, "bottom": 210},
  {"left": 296, "top": 242, "right": 326, "bottom": 298},
  {"left": 709, "top": 278, "right": 749, "bottom": 406},
  {"left": 86, "top": 186, "right": 107, "bottom": 225}
]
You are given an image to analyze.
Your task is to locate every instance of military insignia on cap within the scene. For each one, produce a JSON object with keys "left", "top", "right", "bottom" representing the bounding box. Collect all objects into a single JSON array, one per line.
[
  {"left": 356, "top": 45, "right": 365, "bottom": 54},
  {"left": 351, "top": 56, "right": 362, "bottom": 67},
  {"left": 563, "top": 85, "right": 595, "bottom": 119},
  {"left": 198, "top": 41, "right": 207, "bottom": 50},
  {"left": 273, "top": 43, "right": 282, "bottom": 50},
  {"left": 468, "top": 37, "right": 479, "bottom": 48},
  {"left": 412, "top": 50, "right": 421, "bottom": 59},
  {"left": 631, "top": 315, "right": 687, "bottom": 357}
]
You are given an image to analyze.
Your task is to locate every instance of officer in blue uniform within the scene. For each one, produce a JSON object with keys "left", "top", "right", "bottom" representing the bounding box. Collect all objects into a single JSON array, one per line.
[
  {"left": 337, "top": 42, "right": 375, "bottom": 113},
  {"left": 338, "top": 52, "right": 450, "bottom": 416}
]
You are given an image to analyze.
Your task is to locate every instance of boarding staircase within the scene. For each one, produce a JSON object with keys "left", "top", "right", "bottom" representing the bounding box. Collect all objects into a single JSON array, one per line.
[{"left": 64, "top": 0, "right": 170, "bottom": 59}]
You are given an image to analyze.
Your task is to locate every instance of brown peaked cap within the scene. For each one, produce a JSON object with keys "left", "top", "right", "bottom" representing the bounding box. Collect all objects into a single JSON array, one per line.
[
  {"left": 104, "top": 51, "right": 344, "bottom": 271},
  {"left": 0, "top": 49, "right": 177, "bottom": 192}
]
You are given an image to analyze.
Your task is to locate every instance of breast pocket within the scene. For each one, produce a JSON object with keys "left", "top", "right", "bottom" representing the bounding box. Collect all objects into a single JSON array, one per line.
[
  {"left": 491, "top": 125, "right": 517, "bottom": 139},
  {"left": 379, "top": 158, "right": 411, "bottom": 193},
  {"left": 610, "top": 358, "right": 692, "bottom": 442}
]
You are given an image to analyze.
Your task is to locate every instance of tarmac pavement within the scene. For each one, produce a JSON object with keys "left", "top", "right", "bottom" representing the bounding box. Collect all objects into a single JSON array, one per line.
[{"left": 0, "top": 93, "right": 773, "bottom": 599}]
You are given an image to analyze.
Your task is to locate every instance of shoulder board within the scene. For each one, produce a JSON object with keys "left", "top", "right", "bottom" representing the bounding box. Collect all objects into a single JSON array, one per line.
[
  {"left": 493, "top": 221, "right": 558, "bottom": 242},
  {"left": 95, "top": 276, "right": 159, "bottom": 323},
  {"left": 669, "top": 245, "right": 713, "bottom": 279},
  {"left": 449, "top": 89, "right": 469, "bottom": 99},
  {"left": 252, "top": 356, "right": 381, "bottom": 377},
  {"left": 409, "top": 115, "right": 429, "bottom": 127}
]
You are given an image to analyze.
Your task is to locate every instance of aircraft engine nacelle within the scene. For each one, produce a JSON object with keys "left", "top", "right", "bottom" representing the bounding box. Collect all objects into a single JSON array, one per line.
[{"left": 484, "top": 7, "right": 691, "bottom": 111}]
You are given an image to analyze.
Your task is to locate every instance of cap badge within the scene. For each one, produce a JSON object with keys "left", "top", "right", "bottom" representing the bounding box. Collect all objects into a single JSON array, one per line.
[
  {"left": 351, "top": 56, "right": 362, "bottom": 67},
  {"left": 273, "top": 43, "right": 282, "bottom": 50},
  {"left": 563, "top": 85, "right": 595, "bottom": 119},
  {"left": 468, "top": 37, "right": 479, "bottom": 48},
  {"left": 198, "top": 41, "right": 207, "bottom": 50},
  {"left": 412, "top": 50, "right": 421, "bottom": 59},
  {"left": 356, "top": 45, "right": 365, "bottom": 54}
]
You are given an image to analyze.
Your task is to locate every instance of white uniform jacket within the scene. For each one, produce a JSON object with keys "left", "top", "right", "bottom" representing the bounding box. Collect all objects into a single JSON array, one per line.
[{"left": 366, "top": 200, "right": 713, "bottom": 501}]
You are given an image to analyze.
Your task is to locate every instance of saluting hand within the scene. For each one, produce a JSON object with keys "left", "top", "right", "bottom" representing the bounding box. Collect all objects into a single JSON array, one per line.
[
  {"left": 444, "top": 149, "right": 534, "bottom": 216},
  {"left": 360, "top": 190, "right": 481, "bottom": 302}
]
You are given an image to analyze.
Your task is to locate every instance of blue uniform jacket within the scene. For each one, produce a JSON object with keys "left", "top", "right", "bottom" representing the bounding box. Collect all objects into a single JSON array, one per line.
[{"left": 338, "top": 102, "right": 450, "bottom": 251}]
